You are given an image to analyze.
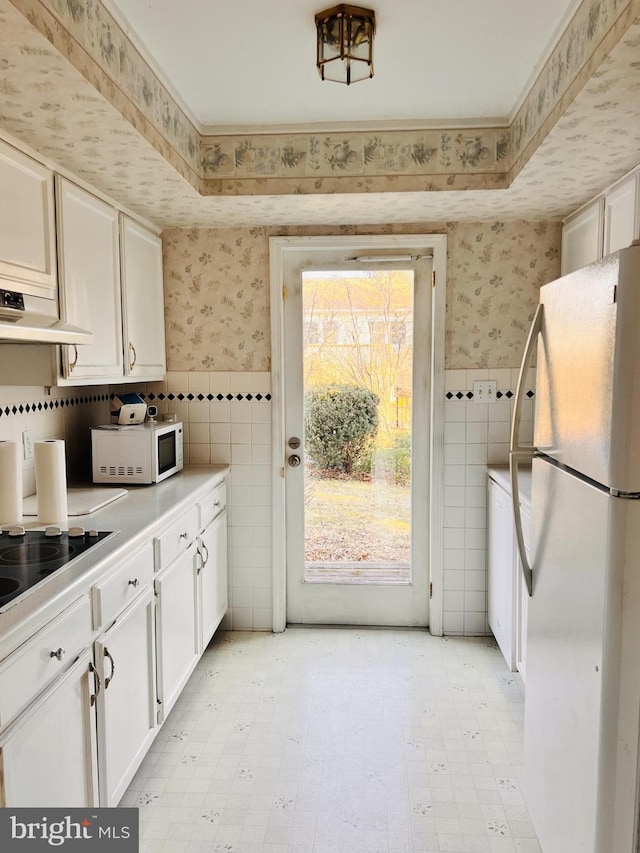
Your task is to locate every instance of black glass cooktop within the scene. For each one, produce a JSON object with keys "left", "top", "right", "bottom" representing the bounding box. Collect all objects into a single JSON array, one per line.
[{"left": 0, "top": 527, "right": 112, "bottom": 609}]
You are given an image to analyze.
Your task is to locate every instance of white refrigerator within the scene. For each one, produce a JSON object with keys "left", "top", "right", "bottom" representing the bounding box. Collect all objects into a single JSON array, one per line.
[{"left": 509, "top": 242, "right": 640, "bottom": 853}]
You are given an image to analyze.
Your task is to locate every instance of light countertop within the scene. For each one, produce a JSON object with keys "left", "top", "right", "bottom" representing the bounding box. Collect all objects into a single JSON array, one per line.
[
  {"left": 0, "top": 465, "right": 228, "bottom": 657},
  {"left": 488, "top": 463, "right": 531, "bottom": 509}
]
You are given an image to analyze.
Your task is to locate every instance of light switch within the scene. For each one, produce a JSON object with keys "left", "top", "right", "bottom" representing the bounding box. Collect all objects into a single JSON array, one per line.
[{"left": 473, "top": 380, "right": 497, "bottom": 403}]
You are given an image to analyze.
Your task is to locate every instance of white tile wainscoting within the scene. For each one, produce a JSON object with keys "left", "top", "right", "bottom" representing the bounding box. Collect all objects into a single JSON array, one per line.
[
  {"left": 144, "top": 368, "right": 534, "bottom": 637},
  {"left": 145, "top": 371, "right": 274, "bottom": 633},
  {"left": 0, "top": 383, "right": 110, "bottom": 492},
  {"left": 0, "top": 366, "right": 532, "bottom": 636},
  {"left": 442, "top": 369, "right": 534, "bottom": 637}
]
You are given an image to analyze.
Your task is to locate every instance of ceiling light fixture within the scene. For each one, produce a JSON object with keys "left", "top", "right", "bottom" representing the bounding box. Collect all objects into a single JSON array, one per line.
[{"left": 315, "top": 4, "right": 376, "bottom": 85}]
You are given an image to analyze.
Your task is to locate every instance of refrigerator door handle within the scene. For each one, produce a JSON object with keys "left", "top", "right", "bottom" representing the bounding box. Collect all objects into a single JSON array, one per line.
[
  {"left": 509, "top": 303, "right": 542, "bottom": 597},
  {"left": 510, "top": 302, "right": 543, "bottom": 454},
  {"left": 511, "top": 452, "right": 533, "bottom": 596}
]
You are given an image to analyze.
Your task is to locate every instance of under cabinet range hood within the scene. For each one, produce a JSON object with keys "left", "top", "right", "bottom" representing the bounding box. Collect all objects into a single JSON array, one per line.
[{"left": 0, "top": 288, "right": 93, "bottom": 345}]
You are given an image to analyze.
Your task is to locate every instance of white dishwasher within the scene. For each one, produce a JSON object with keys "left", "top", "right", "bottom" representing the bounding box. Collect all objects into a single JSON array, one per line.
[{"left": 486, "top": 465, "right": 531, "bottom": 679}]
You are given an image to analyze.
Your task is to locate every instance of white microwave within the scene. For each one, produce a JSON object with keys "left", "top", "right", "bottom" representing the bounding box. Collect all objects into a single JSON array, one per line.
[{"left": 91, "top": 421, "right": 183, "bottom": 484}]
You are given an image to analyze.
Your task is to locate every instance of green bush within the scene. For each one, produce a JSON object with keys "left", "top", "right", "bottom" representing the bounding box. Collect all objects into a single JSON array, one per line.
[
  {"left": 392, "top": 431, "right": 411, "bottom": 484},
  {"left": 304, "top": 385, "right": 379, "bottom": 475}
]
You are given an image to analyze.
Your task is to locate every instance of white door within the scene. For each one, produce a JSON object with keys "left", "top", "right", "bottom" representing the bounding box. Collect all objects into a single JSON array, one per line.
[
  {"left": 95, "top": 588, "right": 157, "bottom": 806},
  {"left": 279, "top": 239, "right": 436, "bottom": 627}
]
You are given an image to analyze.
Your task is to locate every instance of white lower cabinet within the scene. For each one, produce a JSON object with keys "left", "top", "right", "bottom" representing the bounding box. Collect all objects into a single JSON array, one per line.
[
  {"left": 487, "top": 477, "right": 516, "bottom": 670},
  {"left": 155, "top": 541, "right": 199, "bottom": 723},
  {"left": 198, "top": 509, "right": 228, "bottom": 651},
  {"left": 95, "top": 587, "right": 157, "bottom": 806},
  {"left": 0, "top": 648, "right": 98, "bottom": 806},
  {"left": 0, "top": 474, "right": 227, "bottom": 807},
  {"left": 487, "top": 473, "right": 530, "bottom": 679}
]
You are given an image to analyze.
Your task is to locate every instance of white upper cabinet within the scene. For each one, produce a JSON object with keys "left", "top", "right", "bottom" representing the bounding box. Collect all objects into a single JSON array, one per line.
[
  {"left": 0, "top": 139, "right": 56, "bottom": 298},
  {"left": 603, "top": 174, "right": 640, "bottom": 255},
  {"left": 562, "top": 167, "right": 640, "bottom": 275},
  {"left": 120, "top": 215, "right": 166, "bottom": 380},
  {"left": 561, "top": 199, "right": 603, "bottom": 276},
  {"left": 56, "top": 177, "right": 123, "bottom": 381},
  {"left": 55, "top": 178, "right": 165, "bottom": 385}
]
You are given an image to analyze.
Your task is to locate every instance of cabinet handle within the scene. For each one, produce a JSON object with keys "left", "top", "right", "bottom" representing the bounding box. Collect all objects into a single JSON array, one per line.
[
  {"left": 68, "top": 344, "right": 78, "bottom": 373},
  {"left": 50, "top": 647, "right": 66, "bottom": 661},
  {"left": 104, "top": 646, "right": 115, "bottom": 689},
  {"left": 201, "top": 542, "right": 209, "bottom": 567},
  {"left": 128, "top": 341, "right": 137, "bottom": 371},
  {"left": 89, "top": 661, "right": 101, "bottom": 706},
  {"left": 128, "top": 578, "right": 139, "bottom": 588}
]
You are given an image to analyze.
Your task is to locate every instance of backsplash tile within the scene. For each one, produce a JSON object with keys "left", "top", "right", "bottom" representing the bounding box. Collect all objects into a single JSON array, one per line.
[{"left": 0, "top": 384, "right": 110, "bottom": 493}]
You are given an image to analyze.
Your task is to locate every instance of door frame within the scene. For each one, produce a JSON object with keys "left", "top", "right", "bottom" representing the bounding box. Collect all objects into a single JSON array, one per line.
[{"left": 269, "top": 234, "right": 446, "bottom": 635}]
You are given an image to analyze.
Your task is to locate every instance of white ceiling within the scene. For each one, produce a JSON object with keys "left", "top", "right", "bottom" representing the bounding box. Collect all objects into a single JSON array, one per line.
[{"left": 105, "top": 0, "right": 579, "bottom": 131}]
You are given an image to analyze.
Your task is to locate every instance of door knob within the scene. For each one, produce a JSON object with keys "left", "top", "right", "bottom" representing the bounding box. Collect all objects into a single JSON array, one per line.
[{"left": 288, "top": 454, "right": 301, "bottom": 467}]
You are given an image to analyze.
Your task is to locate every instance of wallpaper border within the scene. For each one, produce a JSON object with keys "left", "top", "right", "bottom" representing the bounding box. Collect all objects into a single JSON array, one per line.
[{"left": 7, "top": 0, "right": 639, "bottom": 196}]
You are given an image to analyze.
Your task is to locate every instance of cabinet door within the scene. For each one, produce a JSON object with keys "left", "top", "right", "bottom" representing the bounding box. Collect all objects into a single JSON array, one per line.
[
  {"left": 95, "top": 587, "right": 157, "bottom": 806},
  {"left": 0, "top": 648, "right": 98, "bottom": 807},
  {"left": 56, "top": 177, "right": 123, "bottom": 380},
  {"left": 198, "top": 509, "right": 228, "bottom": 651},
  {"left": 603, "top": 175, "right": 640, "bottom": 256},
  {"left": 120, "top": 215, "right": 166, "bottom": 380},
  {"left": 487, "top": 478, "right": 516, "bottom": 670},
  {"left": 0, "top": 140, "right": 56, "bottom": 298},
  {"left": 155, "top": 541, "right": 199, "bottom": 722},
  {"left": 561, "top": 200, "right": 603, "bottom": 275}
]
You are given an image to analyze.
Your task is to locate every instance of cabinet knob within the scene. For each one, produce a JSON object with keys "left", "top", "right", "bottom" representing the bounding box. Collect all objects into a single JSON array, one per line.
[
  {"left": 179, "top": 531, "right": 189, "bottom": 540},
  {"left": 50, "top": 647, "right": 65, "bottom": 661},
  {"left": 128, "top": 578, "right": 139, "bottom": 588}
]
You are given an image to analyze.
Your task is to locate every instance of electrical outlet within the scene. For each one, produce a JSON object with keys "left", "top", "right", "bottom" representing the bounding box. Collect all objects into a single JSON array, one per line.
[
  {"left": 22, "top": 430, "right": 34, "bottom": 460},
  {"left": 473, "top": 380, "right": 497, "bottom": 403}
]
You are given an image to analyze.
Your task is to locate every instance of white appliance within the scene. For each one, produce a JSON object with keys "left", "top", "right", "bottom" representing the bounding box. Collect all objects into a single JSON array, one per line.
[
  {"left": 91, "top": 421, "right": 183, "bottom": 484},
  {"left": 0, "top": 287, "right": 93, "bottom": 344},
  {"left": 509, "top": 242, "right": 640, "bottom": 853}
]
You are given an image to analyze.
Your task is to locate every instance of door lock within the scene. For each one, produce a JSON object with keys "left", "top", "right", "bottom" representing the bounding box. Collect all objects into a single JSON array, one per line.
[
  {"left": 288, "top": 437, "right": 301, "bottom": 449},
  {"left": 288, "top": 454, "right": 301, "bottom": 467}
]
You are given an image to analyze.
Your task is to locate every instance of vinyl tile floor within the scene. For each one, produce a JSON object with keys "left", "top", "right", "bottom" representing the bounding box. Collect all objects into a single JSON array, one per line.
[{"left": 121, "top": 628, "right": 541, "bottom": 853}]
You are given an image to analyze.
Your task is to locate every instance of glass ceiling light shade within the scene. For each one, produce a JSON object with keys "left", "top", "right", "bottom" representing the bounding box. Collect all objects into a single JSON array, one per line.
[{"left": 315, "top": 4, "right": 376, "bottom": 85}]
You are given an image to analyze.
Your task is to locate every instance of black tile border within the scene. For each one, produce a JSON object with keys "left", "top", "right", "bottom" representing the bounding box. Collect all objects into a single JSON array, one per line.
[
  {"left": 0, "top": 392, "right": 110, "bottom": 419},
  {"left": 140, "top": 392, "right": 272, "bottom": 403},
  {"left": 0, "top": 389, "right": 273, "bottom": 420},
  {"left": 445, "top": 389, "right": 534, "bottom": 401}
]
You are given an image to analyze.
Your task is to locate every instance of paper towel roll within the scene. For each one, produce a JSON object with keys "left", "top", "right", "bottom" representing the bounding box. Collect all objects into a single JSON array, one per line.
[
  {"left": 0, "top": 441, "right": 23, "bottom": 525},
  {"left": 35, "top": 440, "right": 68, "bottom": 528}
]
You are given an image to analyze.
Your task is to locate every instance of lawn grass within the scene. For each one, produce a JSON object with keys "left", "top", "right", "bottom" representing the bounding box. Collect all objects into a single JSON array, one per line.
[{"left": 304, "top": 474, "right": 411, "bottom": 563}]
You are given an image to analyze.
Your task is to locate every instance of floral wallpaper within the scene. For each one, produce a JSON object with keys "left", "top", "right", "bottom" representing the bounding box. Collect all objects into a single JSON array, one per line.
[
  {"left": 163, "top": 227, "right": 271, "bottom": 372},
  {"left": 200, "top": 129, "right": 508, "bottom": 189},
  {"left": 0, "top": 0, "right": 639, "bottom": 229},
  {"left": 4, "top": 0, "right": 639, "bottom": 200},
  {"left": 162, "top": 222, "right": 561, "bottom": 373},
  {"left": 510, "top": 0, "right": 636, "bottom": 176}
]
